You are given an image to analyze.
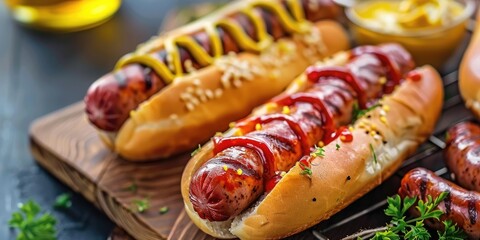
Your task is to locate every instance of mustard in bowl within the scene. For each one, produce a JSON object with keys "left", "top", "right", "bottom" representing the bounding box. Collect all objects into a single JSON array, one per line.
[{"left": 346, "top": 0, "right": 475, "bottom": 69}]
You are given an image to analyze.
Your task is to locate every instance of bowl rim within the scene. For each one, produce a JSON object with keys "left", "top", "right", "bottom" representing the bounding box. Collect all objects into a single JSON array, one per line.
[{"left": 345, "top": 0, "right": 475, "bottom": 37}]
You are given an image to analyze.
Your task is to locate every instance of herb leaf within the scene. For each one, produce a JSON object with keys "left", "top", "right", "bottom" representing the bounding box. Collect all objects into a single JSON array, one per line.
[
  {"left": 191, "top": 144, "right": 202, "bottom": 156},
  {"left": 299, "top": 160, "right": 313, "bottom": 178},
  {"left": 336, "top": 143, "right": 341, "bottom": 151},
  {"left": 9, "top": 200, "right": 57, "bottom": 240},
  {"left": 310, "top": 145, "right": 325, "bottom": 157},
  {"left": 352, "top": 102, "right": 381, "bottom": 122},
  {"left": 54, "top": 193, "right": 72, "bottom": 209},
  {"left": 438, "top": 220, "right": 467, "bottom": 240},
  {"left": 159, "top": 206, "right": 169, "bottom": 215},
  {"left": 370, "top": 143, "right": 377, "bottom": 164},
  {"left": 126, "top": 182, "right": 138, "bottom": 193},
  {"left": 300, "top": 167, "right": 313, "bottom": 178},
  {"left": 372, "top": 230, "right": 400, "bottom": 240},
  {"left": 132, "top": 198, "right": 150, "bottom": 213}
]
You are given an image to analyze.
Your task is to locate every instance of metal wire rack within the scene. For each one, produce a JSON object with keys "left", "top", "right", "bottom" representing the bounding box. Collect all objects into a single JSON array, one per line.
[{"left": 305, "top": 22, "right": 477, "bottom": 240}]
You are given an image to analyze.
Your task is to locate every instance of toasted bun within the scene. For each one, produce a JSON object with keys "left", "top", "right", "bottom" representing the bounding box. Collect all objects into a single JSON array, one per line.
[
  {"left": 459, "top": 11, "right": 480, "bottom": 118},
  {"left": 114, "top": 21, "right": 349, "bottom": 161},
  {"left": 181, "top": 65, "right": 443, "bottom": 239}
]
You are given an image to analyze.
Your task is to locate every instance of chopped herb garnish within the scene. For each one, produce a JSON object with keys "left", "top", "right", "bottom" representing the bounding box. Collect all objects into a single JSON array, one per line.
[
  {"left": 9, "top": 200, "right": 58, "bottom": 240},
  {"left": 54, "top": 193, "right": 72, "bottom": 209},
  {"left": 299, "top": 160, "right": 313, "bottom": 178},
  {"left": 370, "top": 143, "right": 377, "bottom": 165},
  {"left": 191, "top": 144, "right": 202, "bottom": 156},
  {"left": 344, "top": 192, "right": 466, "bottom": 239},
  {"left": 336, "top": 143, "right": 341, "bottom": 151},
  {"left": 126, "top": 182, "right": 138, "bottom": 193},
  {"left": 300, "top": 167, "right": 312, "bottom": 178},
  {"left": 159, "top": 206, "right": 169, "bottom": 215},
  {"left": 310, "top": 145, "right": 325, "bottom": 157},
  {"left": 352, "top": 102, "right": 381, "bottom": 122},
  {"left": 132, "top": 198, "right": 150, "bottom": 213}
]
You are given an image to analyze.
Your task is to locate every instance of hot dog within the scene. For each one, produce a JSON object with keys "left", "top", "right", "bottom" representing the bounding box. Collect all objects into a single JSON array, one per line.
[
  {"left": 188, "top": 44, "right": 413, "bottom": 222},
  {"left": 445, "top": 121, "right": 480, "bottom": 192},
  {"left": 399, "top": 168, "right": 480, "bottom": 238},
  {"left": 181, "top": 45, "right": 443, "bottom": 239},
  {"left": 84, "top": 0, "right": 348, "bottom": 160},
  {"left": 459, "top": 9, "right": 480, "bottom": 119}
]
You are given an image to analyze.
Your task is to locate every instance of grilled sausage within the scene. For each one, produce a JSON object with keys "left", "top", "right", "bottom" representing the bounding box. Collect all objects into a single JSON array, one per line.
[{"left": 445, "top": 121, "right": 480, "bottom": 192}]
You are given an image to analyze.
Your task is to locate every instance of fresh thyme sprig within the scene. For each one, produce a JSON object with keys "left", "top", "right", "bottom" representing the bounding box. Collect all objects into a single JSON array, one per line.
[
  {"left": 343, "top": 192, "right": 466, "bottom": 240},
  {"left": 9, "top": 200, "right": 57, "bottom": 240}
]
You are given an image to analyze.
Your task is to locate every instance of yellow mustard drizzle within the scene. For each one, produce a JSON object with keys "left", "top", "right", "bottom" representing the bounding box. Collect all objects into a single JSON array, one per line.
[{"left": 114, "top": 0, "right": 312, "bottom": 84}]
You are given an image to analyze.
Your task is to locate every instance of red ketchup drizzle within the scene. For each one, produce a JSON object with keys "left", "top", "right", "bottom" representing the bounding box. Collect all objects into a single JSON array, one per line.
[
  {"left": 351, "top": 46, "right": 401, "bottom": 93},
  {"left": 407, "top": 71, "right": 422, "bottom": 82},
  {"left": 235, "top": 113, "right": 310, "bottom": 155},
  {"left": 306, "top": 66, "right": 367, "bottom": 109},
  {"left": 323, "top": 126, "right": 353, "bottom": 145},
  {"left": 213, "top": 136, "right": 275, "bottom": 179},
  {"left": 265, "top": 174, "right": 282, "bottom": 193},
  {"left": 273, "top": 93, "right": 335, "bottom": 139}
]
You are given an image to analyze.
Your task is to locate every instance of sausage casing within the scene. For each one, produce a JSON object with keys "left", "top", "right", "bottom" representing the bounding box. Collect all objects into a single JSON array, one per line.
[{"left": 445, "top": 122, "right": 480, "bottom": 192}]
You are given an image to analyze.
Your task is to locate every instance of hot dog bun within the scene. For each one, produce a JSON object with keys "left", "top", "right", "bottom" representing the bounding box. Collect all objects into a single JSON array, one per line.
[
  {"left": 181, "top": 64, "right": 443, "bottom": 239},
  {"left": 113, "top": 20, "right": 348, "bottom": 160},
  {"left": 459, "top": 10, "right": 480, "bottom": 118}
]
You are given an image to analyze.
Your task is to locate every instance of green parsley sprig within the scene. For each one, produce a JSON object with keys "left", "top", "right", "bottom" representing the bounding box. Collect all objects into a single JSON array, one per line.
[
  {"left": 9, "top": 200, "right": 57, "bottom": 240},
  {"left": 352, "top": 102, "right": 381, "bottom": 123},
  {"left": 343, "top": 192, "right": 466, "bottom": 240}
]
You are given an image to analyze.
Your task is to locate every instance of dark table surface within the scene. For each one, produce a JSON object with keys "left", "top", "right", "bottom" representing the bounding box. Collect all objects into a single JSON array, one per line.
[{"left": 0, "top": 1, "right": 217, "bottom": 239}]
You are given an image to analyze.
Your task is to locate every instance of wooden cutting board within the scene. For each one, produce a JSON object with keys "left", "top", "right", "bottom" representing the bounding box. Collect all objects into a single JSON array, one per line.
[{"left": 30, "top": 102, "right": 193, "bottom": 240}]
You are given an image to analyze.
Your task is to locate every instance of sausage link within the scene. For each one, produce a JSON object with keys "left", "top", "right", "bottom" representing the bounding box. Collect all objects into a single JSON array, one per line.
[
  {"left": 84, "top": 65, "right": 165, "bottom": 131},
  {"left": 189, "top": 44, "right": 414, "bottom": 221},
  {"left": 445, "top": 122, "right": 480, "bottom": 192},
  {"left": 84, "top": 0, "right": 338, "bottom": 132},
  {"left": 399, "top": 167, "right": 480, "bottom": 238}
]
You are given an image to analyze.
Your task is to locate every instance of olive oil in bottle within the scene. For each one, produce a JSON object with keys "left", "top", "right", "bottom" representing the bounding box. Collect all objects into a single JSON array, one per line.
[{"left": 5, "top": 0, "right": 121, "bottom": 32}]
